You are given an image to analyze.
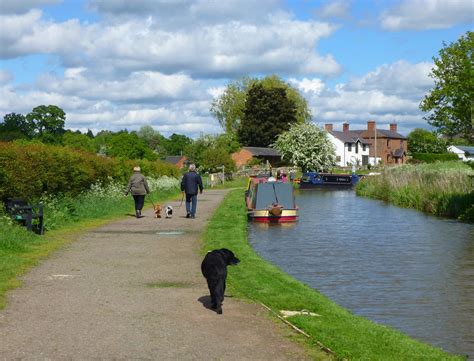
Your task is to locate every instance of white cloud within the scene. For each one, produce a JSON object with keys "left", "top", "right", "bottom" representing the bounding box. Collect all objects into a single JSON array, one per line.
[
  {"left": 315, "top": 1, "right": 351, "bottom": 19},
  {"left": 289, "top": 78, "right": 325, "bottom": 95},
  {"left": 380, "top": 0, "right": 473, "bottom": 30}
]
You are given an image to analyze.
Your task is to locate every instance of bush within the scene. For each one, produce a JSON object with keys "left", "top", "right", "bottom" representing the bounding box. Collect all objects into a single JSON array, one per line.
[
  {"left": 0, "top": 142, "right": 179, "bottom": 201},
  {"left": 410, "top": 153, "right": 459, "bottom": 163}
]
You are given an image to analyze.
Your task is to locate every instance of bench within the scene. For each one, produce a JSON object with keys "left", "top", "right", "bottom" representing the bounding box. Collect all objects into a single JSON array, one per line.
[{"left": 4, "top": 198, "right": 44, "bottom": 235}]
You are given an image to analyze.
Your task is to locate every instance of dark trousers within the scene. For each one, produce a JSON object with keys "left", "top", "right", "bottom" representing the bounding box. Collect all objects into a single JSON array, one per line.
[
  {"left": 133, "top": 195, "right": 145, "bottom": 211},
  {"left": 185, "top": 193, "right": 197, "bottom": 216}
]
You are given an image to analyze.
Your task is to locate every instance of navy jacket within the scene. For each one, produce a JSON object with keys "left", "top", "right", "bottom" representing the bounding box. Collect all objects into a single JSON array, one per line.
[{"left": 181, "top": 171, "right": 203, "bottom": 195}]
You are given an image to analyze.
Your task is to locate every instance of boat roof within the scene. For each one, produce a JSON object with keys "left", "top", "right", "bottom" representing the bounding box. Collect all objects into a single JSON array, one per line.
[{"left": 253, "top": 182, "right": 295, "bottom": 209}]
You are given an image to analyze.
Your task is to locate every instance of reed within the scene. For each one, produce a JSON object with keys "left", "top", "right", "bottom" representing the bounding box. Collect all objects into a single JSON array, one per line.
[{"left": 356, "top": 162, "right": 474, "bottom": 221}]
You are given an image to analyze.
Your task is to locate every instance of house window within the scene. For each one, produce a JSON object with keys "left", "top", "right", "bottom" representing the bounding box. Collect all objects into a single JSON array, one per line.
[
  {"left": 387, "top": 139, "right": 390, "bottom": 147},
  {"left": 363, "top": 144, "right": 366, "bottom": 151},
  {"left": 355, "top": 142, "right": 359, "bottom": 154},
  {"left": 348, "top": 143, "right": 352, "bottom": 152}
]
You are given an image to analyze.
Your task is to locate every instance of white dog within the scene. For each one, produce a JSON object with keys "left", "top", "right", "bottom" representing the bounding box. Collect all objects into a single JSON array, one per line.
[{"left": 165, "top": 205, "right": 173, "bottom": 218}]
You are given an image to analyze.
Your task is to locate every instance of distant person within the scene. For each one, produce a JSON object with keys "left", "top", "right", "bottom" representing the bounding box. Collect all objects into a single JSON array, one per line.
[
  {"left": 125, "top": 166, "right": 150, "bottom": 218},
  {"left": 181, "top": 164, "right": 203, "bottom": 219},
  {"left": 289, "top": 169, "right": 295, "bottom": 182},
  {"left": 276, "top": 169, "right": 281, "bottom": 180},
  {"left": 281, "top": 173, "right": 288, "bottom": 183}
]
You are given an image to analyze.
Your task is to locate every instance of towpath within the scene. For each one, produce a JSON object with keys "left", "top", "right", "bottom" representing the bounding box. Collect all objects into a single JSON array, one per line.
[{"left": 0, "top": 189, "right": 309, "bottom": 360}]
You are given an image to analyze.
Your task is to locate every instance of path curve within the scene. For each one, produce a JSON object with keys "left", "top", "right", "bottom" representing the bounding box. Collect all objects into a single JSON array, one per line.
[{"left": 0, "top": 189, "right": 309, "bottom": 360}]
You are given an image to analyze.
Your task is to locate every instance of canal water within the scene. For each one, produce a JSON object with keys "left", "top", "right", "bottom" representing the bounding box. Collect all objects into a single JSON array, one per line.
[{"left": 248, "top": 189, "right": 474, "bottom": 358}]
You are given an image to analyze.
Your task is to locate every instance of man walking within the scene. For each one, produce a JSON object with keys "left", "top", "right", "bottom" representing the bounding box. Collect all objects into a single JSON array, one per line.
[{"left": 180, "top": 164, "right": 203, "bottom": 219}]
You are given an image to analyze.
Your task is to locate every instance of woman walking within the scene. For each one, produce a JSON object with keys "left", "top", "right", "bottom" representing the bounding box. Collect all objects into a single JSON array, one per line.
[{"left": 125, "top": 166, "right": 150, "bottom": 218}]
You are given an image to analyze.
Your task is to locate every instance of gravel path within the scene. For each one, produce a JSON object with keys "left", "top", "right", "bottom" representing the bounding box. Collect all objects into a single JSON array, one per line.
[{"left": 0, "top": 189, "right": 310, "bottom": 360}]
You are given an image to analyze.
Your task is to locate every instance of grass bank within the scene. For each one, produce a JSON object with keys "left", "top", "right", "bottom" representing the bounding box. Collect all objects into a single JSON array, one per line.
[
  {"left": 356, "top": 161, "right": 474, "bottom": 221},
  {"left": 0, "top": 178, "right": 181, "bottom": 309},
  {"left": 202, "top": 189, "right": 463, "bottom": 360}
]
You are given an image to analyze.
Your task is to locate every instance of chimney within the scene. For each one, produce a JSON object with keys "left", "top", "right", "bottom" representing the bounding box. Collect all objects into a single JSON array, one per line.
[
  {"left": 324, "top": 123, "right": 333, "bottom": 131},
  {"left": 343, "top": 123, "right": 349, "bottom": 132},
  {"left": 367, "top": 120, "right": 376, "bottom": 132},
  {"left": 390, "top": 123, "right": 397, "bottom": 132}
]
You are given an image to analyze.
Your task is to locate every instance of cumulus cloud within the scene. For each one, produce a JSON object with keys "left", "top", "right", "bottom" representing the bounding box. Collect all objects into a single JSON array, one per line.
[
  {"left": 1, "top": 6, "right": 340, "bottom": 78},
  {"left": 290, "top": 61, "right": 434, "bottom": 135},
  {"left": 380, "top": 0, "right": 473, "bottom": 30}
]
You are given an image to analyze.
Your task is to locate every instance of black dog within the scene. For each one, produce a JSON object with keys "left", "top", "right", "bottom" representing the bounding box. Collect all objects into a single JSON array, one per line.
[{"left": 201, "top": 248, "right": 240, "bottom": 314}]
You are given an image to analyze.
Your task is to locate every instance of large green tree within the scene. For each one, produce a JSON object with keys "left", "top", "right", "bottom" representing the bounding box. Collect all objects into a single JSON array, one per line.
[
  {"left": 210, "top": 75, "right": 310, "bottom": 134},
  {"left": 0, "top": 113, "right": 33, "bottom": 140},
  {"left": 273, "top": 123, "right": 336, "bottom": 172},
  {"left": 420, "top": 31, "right": 473, "bottom": 143},
  {"left": 26, "top": 105, "right": 66, "bottom": 141},
  {"left": 238, "top": 84, "right": 297, "bottom": 147},
  {"left": 407, "top": 128, "right": 447, "bottom": 154}
]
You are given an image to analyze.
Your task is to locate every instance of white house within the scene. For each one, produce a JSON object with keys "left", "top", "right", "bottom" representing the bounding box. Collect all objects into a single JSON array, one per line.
[
  {"left": 325, "top": 123, "right": 371, "bottom": 167},
  {"left": 448, "top": 145, "right": 474, "bottom": 162}
]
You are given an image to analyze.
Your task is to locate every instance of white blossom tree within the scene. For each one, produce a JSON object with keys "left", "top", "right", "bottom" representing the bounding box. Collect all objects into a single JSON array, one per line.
[{"left": 273, "top": 123, "right": 336, "bottom": 172}]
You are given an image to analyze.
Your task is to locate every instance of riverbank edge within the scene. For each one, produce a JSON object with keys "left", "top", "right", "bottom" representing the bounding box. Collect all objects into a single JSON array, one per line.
[
  {"left": 0, "top": 189, "right": 182, "bottom": 309},
  {"left": 201, "top": 189, "right": 465, "bottom": 361}
]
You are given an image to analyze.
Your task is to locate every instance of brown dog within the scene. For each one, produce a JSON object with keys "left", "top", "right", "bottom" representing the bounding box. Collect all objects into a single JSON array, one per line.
[{"left": 153, "top": 204, "right": 162, "bottom": 218}]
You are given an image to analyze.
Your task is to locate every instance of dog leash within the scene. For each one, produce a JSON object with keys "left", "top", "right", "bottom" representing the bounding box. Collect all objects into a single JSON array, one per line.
[{"left": 177, "top": 192, "right": 185, "bottom": 208}]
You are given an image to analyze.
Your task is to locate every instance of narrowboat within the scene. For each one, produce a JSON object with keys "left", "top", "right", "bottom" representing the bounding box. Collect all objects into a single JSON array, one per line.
[
  {"left": 245, "top": 177, "right": 298, "bottom": 223},
  {"left": 299, "top": 172, "right": 360, "bottom": 188}
]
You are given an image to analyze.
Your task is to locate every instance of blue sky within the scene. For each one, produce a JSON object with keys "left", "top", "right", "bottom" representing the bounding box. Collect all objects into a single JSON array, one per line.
[{"left": 0, "top": 0, "right": 472, "bottom": 137}]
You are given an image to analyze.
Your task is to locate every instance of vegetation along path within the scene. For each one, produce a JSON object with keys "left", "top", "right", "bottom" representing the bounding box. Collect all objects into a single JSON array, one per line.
[{"left": 0, "top": 189, "right": 310, "bottom": 360}]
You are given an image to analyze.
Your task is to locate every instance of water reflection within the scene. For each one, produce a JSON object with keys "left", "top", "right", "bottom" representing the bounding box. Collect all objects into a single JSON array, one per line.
[{"left": 248, "top": 189, "right": 474, "bottom": 358}]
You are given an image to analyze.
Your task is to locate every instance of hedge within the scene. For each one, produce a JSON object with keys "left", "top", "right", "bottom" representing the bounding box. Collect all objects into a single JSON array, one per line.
[
  {"left": 409, "top": 153, "right": 459, "bottom": 163},
  {"left": 0, "top": 142, "right": 179, "bottom": 201}
]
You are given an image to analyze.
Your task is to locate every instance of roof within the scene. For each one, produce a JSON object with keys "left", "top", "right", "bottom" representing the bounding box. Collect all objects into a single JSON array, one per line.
[
  {"left": 377, "top": 129, "right": 407, "bottom": 139},
  {"left": 329, "top": 131, "right": 370, "bottom": 145},
  {"left": 243, "top": 147, "right": 280, "bottom": 157},
  {"left": 164, "top": 155, "right": 185, "bottom": 165}
]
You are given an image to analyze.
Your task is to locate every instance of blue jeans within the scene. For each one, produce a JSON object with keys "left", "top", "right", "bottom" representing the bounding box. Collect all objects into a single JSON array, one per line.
[{"left": 185, "top": 193, "right": 197, "bottom": 216}]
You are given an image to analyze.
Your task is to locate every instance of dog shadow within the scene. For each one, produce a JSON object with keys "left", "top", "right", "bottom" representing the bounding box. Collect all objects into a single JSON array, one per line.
[{"left": 197, "top": 295, "right": 234, "bottom": 314}]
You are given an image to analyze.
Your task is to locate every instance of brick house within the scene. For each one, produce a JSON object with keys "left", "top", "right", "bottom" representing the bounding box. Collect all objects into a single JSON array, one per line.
[
  {"left": 164, "top": 155, "right": 188, "bottom": 169},
  {"left": 231, "top": 147, "right": 281, "bottom": 168},
  {"left": 325, "top": 121, "right": 407, "bottom": 165}
]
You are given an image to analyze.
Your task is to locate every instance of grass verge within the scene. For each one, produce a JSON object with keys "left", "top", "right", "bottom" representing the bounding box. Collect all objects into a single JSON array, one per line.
[
  {"left": 202, "top": 189, "right": 464, "bottom": 360},
  {"left": 0, "top": 187, "right": 181, "bottom": 309}
]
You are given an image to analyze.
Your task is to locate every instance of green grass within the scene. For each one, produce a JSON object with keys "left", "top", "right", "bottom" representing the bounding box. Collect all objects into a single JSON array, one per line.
[
  {"left": 201, "top": 189, "right": 464, "bottom": 360},
  {"left": 356, "top": 161, "right": 474, "bottom": 221},
  {"left": 0, "top": 187, "right": 181, "bottom": 309}
]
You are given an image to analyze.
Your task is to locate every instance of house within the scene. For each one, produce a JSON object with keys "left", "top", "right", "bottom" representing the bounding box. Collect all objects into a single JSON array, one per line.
[
  {"left": 164, "top": 155, "right": 188, "bottom": 169},
  {"left": 325, "top": 123, "right": 371, "bottom": 166},
  {"left": 325, "top": 121, "right": 407, "bottom": 166},
  {"left": 448, "top": 145, "right": 474, "bottom": 162},
  {"left": 231, "top": 147, "right": 281, "bottom": 168}
]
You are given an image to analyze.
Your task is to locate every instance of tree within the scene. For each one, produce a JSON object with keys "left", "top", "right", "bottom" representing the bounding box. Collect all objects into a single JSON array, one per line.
[
  {"left": 420, "top": 31, "right": 473, "bottom": 143},
  {"left": 137, "top": 125, "right": 166, "bottom": 154},
  {"left": 62, "top": 130, "right": 97, "bottom": 153},
  {"left": 273, "top": 123, "right": 336, "bottom": 172},
  {"left": 238, "top": 83, "right": 297, "bottom": 147},
  {"left": 104, "top": 131, "right": 158, "bottom": 160},
  {"left": 162, "top": 133, "right": 193, "bottom": 156},
  {"left": 407, "top": 128, "right": 447, "bottom": 154},
  {"left": 200, "top": 147, "right": 236, "bottom": 173},
  {"left": 210, "top": 75, "right": 311, "bottom": 134},
  {"left": 26, "top": 105, "right": 66, "bottom": 140},
  {"left": 0, "top": 113, "right": 33, "bottom": 140}
]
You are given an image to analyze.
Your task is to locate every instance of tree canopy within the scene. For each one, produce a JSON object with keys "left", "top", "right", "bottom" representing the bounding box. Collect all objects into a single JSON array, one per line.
[
  {"left": 273, "top": 123, "right": 336, "bottom": 172},
  {"left": 238, "top": 83, "right": 298, "bottom": 147},
  {"left": 210, "top": 75, "right": 310, "bottom": 135},
  {"left": 420, "top": 31, "right": 473, "bottom": 143},
  {"left": 407, "top": 128, "right": 447, "bottom": 154},
  {"left": 26, "top": 105, "right": 66, "bottom": 139}
]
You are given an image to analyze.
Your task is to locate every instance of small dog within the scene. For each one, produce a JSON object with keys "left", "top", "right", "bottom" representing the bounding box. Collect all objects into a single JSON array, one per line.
[
  {"left": 153, "top": 204, "right": 162, "bottom": 218},
  {"left": 201, "top": 248, "right": 240, "bottom": 314},
  {"left": 165, "top": 205, "right": 173, "bottom": 218}
]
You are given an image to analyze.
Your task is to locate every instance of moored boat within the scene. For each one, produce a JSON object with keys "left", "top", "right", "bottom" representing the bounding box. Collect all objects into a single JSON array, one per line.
[
  {"left": 299, "top": 172, "right": 360, "bottom": 188},
  {"left": 245, "top": 176, "right": 298, "bottom": 223}
]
